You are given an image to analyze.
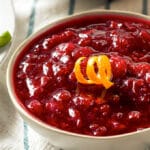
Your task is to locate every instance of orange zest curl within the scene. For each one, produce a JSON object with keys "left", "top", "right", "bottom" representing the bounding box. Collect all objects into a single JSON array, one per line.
[{"left": 74, "top": 55, "right": 114, "bottom": 89}]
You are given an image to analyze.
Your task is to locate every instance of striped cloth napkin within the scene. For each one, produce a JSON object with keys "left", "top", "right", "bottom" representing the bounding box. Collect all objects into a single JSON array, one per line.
[{"left": 0, "top": 0, "right": 150, "bottom": 150}]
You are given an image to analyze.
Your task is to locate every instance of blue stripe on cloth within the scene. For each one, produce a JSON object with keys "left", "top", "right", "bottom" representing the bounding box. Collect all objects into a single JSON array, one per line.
[
  {"left": 24, "top": 0, "right": 38, "bottom": 150},
  {"left": 24, "top": 123, "right": 29, "bottom": 150},
  {"left": 68, "top": 0, "right": 76, "bottom": 15},
  {"left": 105, "top": 0, "right": 112, "bottom": 9},
  {"left": 26, "top": 0, "right": 38, "bottom": 37},
  {"left": 142, "top": 0, "right": 148, "bottom": 15}
]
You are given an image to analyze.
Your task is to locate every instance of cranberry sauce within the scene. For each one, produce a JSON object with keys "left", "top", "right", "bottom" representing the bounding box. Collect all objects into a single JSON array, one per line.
[{"left": 13, "top": 14, "right": 150, "bottom": 136}]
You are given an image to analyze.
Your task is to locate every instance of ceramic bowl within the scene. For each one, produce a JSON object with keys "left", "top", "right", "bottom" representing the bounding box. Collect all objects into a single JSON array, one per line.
[{"left": 6, "top": 10, "right": 150, "bottom": 150}]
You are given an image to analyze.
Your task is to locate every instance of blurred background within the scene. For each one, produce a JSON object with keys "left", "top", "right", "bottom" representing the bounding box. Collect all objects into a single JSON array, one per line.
[
  {"left": 12, "top": 0, "right": 150, "bottom": 46},
  {"left": 13, "top": 0, "right": 150, "bottom": 31}
]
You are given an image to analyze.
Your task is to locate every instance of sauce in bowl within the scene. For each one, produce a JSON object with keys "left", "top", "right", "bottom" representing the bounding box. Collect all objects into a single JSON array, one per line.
[{"left": 13, "top": 14, "right": 150, "bottom": 136}]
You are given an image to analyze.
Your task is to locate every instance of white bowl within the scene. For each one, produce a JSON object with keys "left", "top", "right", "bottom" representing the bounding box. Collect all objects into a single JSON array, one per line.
[{"left": 6, "top": 10, "right": 150, "bottom": 150}]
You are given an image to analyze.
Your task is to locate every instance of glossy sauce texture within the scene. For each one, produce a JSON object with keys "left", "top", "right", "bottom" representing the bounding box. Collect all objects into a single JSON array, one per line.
[{"left": 14, "top": 15, "right": 150, "bottom": 136}]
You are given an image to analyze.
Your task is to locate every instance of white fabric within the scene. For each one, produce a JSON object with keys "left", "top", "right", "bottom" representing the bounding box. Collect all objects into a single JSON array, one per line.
[{"left": 0, "top": 0, "right": 149, "bottom": 150}]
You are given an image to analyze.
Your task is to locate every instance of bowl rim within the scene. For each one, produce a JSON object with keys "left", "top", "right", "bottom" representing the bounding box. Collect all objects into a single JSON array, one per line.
[{"left": 6, "top": 9, "right": 150, "bottom": 140}]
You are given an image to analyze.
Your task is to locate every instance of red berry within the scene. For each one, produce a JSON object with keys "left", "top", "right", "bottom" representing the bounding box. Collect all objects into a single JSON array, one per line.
[
  {"left": 27, "top": 100, "right": 43, "bottom": 116},
  {"left": 45, "top": 100, "right": 63, "bottom": 113},
  {"left": 139, "top": 30, "right": 150, "bottom": 42},
  {"left": 110, "top": 55, "right": 127, "bottom": 78},
  {"left": 72, "top": 47, "right": 94, "bottom": 59},
  {"left": 127, "top": 111, "right": 141, "bottom": 122},
  {"left": 72, "top": 93, "right": 94, "bottom": 108},
  {"left": 78, "top": 34, "right": 92, "bottom": 46},
  {"left": 108, "top": 120, "right": 126, "bottom": 132},
  {"left": 52, "top": 89, "right": 71, "bottom": 102},
  {"left": 61, "top": 30, "right": 76, "bottom": 41},
  {"left": 68, "top": 108, "right": 82, "bottom": 128},
  {"left": 89, "top": 124, "right": 107, "bottom": 136},
  {"left": 99, "top": 104, "right": 111, "bottom": 117}
]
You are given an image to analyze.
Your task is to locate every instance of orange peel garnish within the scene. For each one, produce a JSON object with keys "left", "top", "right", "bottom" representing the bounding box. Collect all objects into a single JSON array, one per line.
[
  {"left": 74, "top": 55, "right": 114, "bottom": 89},
  {"left": 95, "top": 89, "right": 107, "bottom": 104},
  {"left": 74, "top": 57, "right": 93, "bottom": 84}
]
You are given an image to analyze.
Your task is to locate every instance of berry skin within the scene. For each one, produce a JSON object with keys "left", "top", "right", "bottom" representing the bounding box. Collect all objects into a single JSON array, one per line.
[
  {"left": 52, "top": 89, "right": 71, "bottom": 102},
  {"left": 45, "top": 100, "right": 64, "bottom": 113},
  {"left": 108, "top": 120, "right": 126, "bottom": 133},
  {"left": 72, "top": 47, "right": 94, "bottom": 60},
  {"left": 72, "top": 93, "right": 94, "bottom": 109},
  {"left": 89, "top": 124, "right": 107, "bottom": 136},
  {"left": 26, "top": 100, "right": 43, "bottom": 116},
  {"left": 110, "top": 55, "right": 127, "bottom": 78},
  {"left": 127, "top": 111, "right": 141, "bottom": 122}
]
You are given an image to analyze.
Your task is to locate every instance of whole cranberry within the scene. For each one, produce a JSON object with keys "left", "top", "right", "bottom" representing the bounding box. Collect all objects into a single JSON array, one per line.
[
  {"left": 52, "top": 89, "right": 71, "bottom": 102},
  {"left": 110, "top": 55, "right": 127, "bottom": 78},
  {"left": 42, "top": 61, "right": 53, "bottom": 76},
  {"left": 89, "top": 124, "right": 107, "bottom": 136},
  {"left": 99, "top": 104, "right": 111, "bottom": 117},
  {"left": 72, "top": 93, "right": 94, "bottom": 109},
  {"left": 139, "top": 30, "right": 150, "bottom": 42},
  {"left": 60, "top": 30, "right": 76, "bottom": 42},
  {"left": 57, "top": 42, "right": 76, "bottom": 55},
  {"left": 108, "top": 120, "right": 126, "bottom": 133},
  {"left": 25, "top": 78, "right": 44, "bottom": 98},
  {"left": 48, "top": 35, "right": 61, "bottom": 48},
  {"left": 78, "top": 34, "right": 92, "bottom": 46},
  {"left": 132, "top": 63, "right": 150, "bottom": 78},
  {"left": 111, "top": 112, "right": 124, "bottom": 121},
  {"left": 68, "top": 108, "right": 82, "bottom": 128},
  {"left": 72, "top": 47, "right": 94, "bottom": 60},
  {"left": 109, "top": 21, "right": 122, "bottom": 29},
  {"left": 45, "top": 100, "right": 64, "bottom": 113},
  {"left": 145, "top": 72, "right": 150, "bottom": 84},
  {"left": 127, "top": 111, "right": 141, "bottom": 122},
  {"left": 26, "top": 100, "right": 43, "bottom": 116}
]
